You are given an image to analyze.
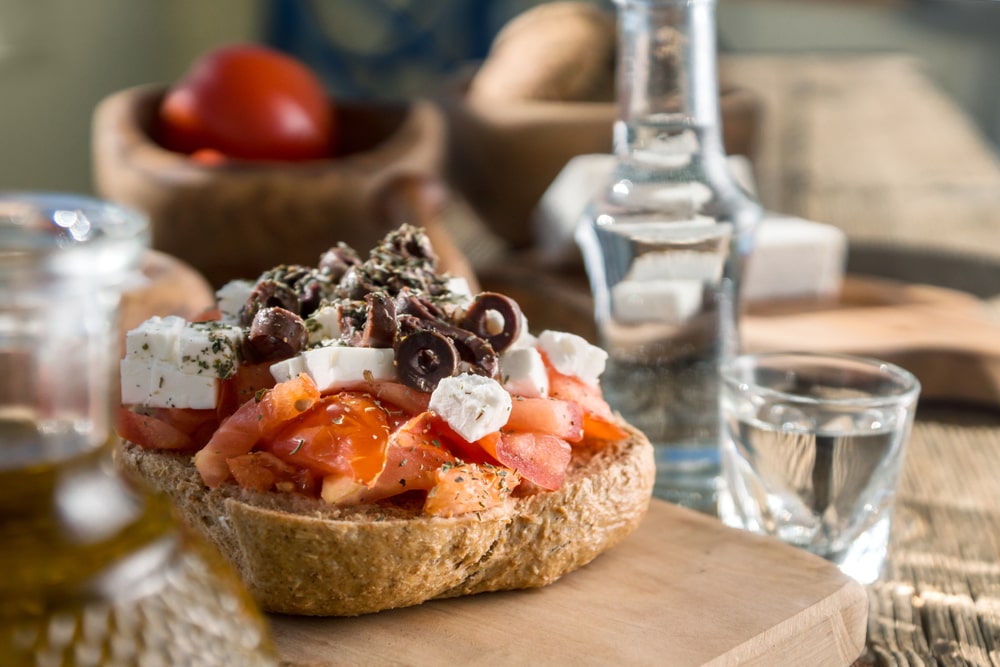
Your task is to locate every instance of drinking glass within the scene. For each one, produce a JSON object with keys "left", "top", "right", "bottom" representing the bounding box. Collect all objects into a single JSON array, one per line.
[{"left": 717, "top": 352, "right": 920, "bottom": 584}]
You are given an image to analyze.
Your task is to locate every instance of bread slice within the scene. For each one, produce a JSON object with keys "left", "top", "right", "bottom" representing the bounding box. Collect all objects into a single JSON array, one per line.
[{"left": 116, "top": 423, "right": 655, "bottom": 616}]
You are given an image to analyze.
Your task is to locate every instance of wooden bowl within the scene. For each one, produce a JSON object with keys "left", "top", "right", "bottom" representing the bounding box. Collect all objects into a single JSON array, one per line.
[{"left": 92, "top": 85, "right": 446, "bottom": 287}]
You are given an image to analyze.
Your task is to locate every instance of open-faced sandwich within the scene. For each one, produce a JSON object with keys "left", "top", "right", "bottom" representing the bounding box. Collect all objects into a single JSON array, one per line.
[{"left": 115, "top": 224, "right": 654, "bottom": 616}]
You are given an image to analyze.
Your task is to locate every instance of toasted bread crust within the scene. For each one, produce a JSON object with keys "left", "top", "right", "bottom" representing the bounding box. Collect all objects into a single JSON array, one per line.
[{"left": 116, "top": 425, "right": 654, "bottom": 616}]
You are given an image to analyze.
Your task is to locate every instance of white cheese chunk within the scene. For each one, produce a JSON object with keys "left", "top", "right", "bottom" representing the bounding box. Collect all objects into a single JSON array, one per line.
[
  {"left": 499, "top": 347, "right": 549, "bottom": 398},
  {"left": 429, "top": 374, "right": 512, "bottom": 443},
  {"left": 304, "top": 305, "right": 342, "bottom": 345},
  {"left": 120, "top": 358, "right": 218, "bottom": 409},
  {"left": 536, "top": 330, "right": 607, "bottom": 386},
  {"left": 124, "top": 315, "right": 185, "bottom": 362},
  {"left": 444, "top": 277, "right": 474, "bottom": 307},
  {"left": 269, "top": 345, "right": 396, "bottom": 392},
  {"left": 507, "top": 312, "right": 537, "bottom": 351},
  {"left": 215, "top": 279, "right": 254, "bottom": 324},
  {"left": 123, "top": 317, "right": 242, "bottom": 379},
  {"left": 742, "top": 215, "right": 847, "bottom": 302},
  {"left": 611, "top": 278, "right": 704, "bottom": 325},
  {"left": 177, "top": 322, "right": 243, "bottom": 379}
]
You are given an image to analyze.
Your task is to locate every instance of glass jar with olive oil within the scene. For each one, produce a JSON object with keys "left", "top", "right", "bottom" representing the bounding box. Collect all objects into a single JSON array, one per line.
[{"left": 0, "top": 194, "right": 276, "bottom": 667}]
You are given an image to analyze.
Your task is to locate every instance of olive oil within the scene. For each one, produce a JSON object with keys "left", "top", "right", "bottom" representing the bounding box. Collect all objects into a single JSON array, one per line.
[
  {"left": 0, "top": 194, "right": 277, "bottom": 666},
  {"left": 0, "top": 419, "right": 277, "bottom": 667}
]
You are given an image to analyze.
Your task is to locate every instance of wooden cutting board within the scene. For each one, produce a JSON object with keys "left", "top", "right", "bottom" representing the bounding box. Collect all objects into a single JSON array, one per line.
[
  {"left": 268, "top": 499, "right": 867, "bottom": 666},
  {"left": 743, "top": 276, "right": 1000, "bottom": 408}
]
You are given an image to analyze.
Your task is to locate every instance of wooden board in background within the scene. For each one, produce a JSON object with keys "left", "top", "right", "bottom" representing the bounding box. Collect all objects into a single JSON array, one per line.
[
  {"left": 269, "top": 499, "right": 867, "bottom": 667},
  {"left": 742, "top": 276, "right": 1000, "bottom": 408}
]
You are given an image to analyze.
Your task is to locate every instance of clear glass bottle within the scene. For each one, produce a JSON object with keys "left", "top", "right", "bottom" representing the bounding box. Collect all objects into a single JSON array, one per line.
[
  {"left": 575, "top": 0, "right": 762, "bottom": 513},
  {"left": 0, "top": 194, "right": 277, "bottom": 667}
]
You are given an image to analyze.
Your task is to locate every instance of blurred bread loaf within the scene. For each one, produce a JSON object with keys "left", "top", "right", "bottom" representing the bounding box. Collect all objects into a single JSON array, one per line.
[{"left": 469, "top": 2, "right": 616, "bottom": 103}]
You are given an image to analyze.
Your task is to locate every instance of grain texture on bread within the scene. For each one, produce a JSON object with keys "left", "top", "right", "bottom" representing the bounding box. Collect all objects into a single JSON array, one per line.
[{"left": 117, "top": 423, "right": 654, "bottom": 616}]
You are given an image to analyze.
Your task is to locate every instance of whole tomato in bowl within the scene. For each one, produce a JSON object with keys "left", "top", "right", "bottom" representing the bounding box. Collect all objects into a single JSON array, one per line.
[{"left": 156, "top": 43, "right": 334, "bottom": 161}]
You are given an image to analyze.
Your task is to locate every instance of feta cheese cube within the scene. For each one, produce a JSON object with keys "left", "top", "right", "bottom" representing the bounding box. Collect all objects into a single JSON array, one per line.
[
  {"left": 507, "top": 312, "right": 537, "bottom": 351},
  {"left": 444, "top": 276, "right": 474, "bottom": 304},
  {"left": 304, "top": 305, "right": 342, "bottom": 345},
  {"left": 270, "top": 345, "right": 396, "bottom": 392},
  {"left": 500, "top": 347, "right": 549, "bottom": 398},
  {"left": 215, "top": 279, "right": 254, "bottom": 324},
  {"left": 429, "top": 374, "right": 512, "bottom": 443},
  {"left": 537, "top": 330, "right": 607, "bottom": 386},
  {"left": 611, "top": 278, "right": 703, "bottom": 325},
  {"left": 120, "top": 358, "right": 218, "bottom": 409},
  {"left": 150, "top": 363, "right": 219, "bottom": 409},
  {"left": 269, "top": 355, "right": 307, "bottom": 385},
  {"left": 178, "top": 322, "right": 243, "bottom": 379},
  {"left": 124, "top": 315, "right": 185, "bottom": 362}
]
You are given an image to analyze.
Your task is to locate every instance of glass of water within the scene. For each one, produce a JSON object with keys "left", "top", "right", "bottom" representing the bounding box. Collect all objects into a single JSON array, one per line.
[{"left": 717, "top": 352, "right": 920, "bottom": 584}]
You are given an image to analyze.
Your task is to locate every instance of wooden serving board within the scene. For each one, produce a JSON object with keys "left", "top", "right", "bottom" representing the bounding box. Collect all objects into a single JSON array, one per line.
[
  {"left": 743, "top": 276, "right": 1000, "bottom": 407},
  {"left": 269, "top": 500, "right": 867, "bottom": 667}
]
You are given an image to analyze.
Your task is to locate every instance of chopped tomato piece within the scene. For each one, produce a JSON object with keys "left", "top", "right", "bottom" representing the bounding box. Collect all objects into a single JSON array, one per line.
[
  {"left": 191, "top": 307, "right": 222, "bottom": 322},
  {"left": 227, "top": 451, "right": 295, "bottom": 492},
  {"left": 194, "top": 374, "right": 320, "bottom": 487},
  {"left": 264, "top": 392, "right": 395, "bottom": 485},
  {"left": 424, "top": 463, "right": 521, "bottom": 518},
  {"left": 363, "top": 381, "right": 431, "bottom": 415},
  {"left": 148, "top": 407, "right": 219, "bottom": 447},
  {"left": 506, "top": 397, "right": 584, "bottom": 443},
  {"left": 217, "top": 362, "right": 278, "bottom": 419},
  {"left": 194, "top": 398, "right": 263, "bottom": 487},
  {"left": 391, "top": 410, "right": 498, "bottom": 465},
  {"left": 546, "top": 366, "right": 627, "bottom": 442},
  {"left": 494, "top": 431, "right": 571, "bottom": 491},
  {"left": 257, "top": 373, "right": 320, "bottom": 437},
  {"left": 115, "top": 406, "right": 196, "bottom": 451},
  {"left": 322, "top": 415, "right": 461, "bottom": 505}
]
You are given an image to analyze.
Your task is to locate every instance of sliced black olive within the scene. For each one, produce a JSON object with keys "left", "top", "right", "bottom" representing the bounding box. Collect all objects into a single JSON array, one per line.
[
  {"left": 244, "top": 306, "right": 308, "bottom": 363},
  {"left": 318, "top": 243, "right": 361, "bottom": 282},
  {"left": 394, "top": 327, "right": 460, "bottom": 392},
  {"left": 459, "top": 292, "right": 522, "bottom": 354},
  {"left": 241, "top": 279, "right": 300, "bottom": 327},
  {"left": 360, "top": 291, "right": 396, "bottom": 348},
  {"left": 398, "top": 292, "right": 446, "bottom": 322}
]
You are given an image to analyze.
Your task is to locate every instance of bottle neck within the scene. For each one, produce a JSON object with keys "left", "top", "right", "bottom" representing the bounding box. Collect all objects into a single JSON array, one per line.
[{"left": 613, "top": 0, "right": 724, "bottom": 173}]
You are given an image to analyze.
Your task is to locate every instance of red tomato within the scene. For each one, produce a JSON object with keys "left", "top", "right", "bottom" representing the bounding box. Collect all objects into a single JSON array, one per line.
[
  {"left": 366, "top": 381, "right": 432, "bottom": 416},
  {"left": 217, "top": 362, "right": 277, "bottom": 419},
  {"left": 424, "top": 463, "right": 521, "bottom": 518},
  {"left": 194, "top": 374, "right": 319, "bottom": 487},
  {"left": 545, "top": 363, "right": 628, "bottom": 442},
  {"left": 264, "top": 392, "right": 398, "bottom": 485},
  {"left": 323, "top": 412, "right": 461, "bottom": 505},
  {"left": 227, "top": 451, "right": 295, "bottom": 493},
  {"left": 149, "top": 407, "right": 219, "bottom": 448},
  {"left": 506, "top": 397, "right": 584, "bottom": 443},
  {"left": 493, "top": 432, "right": 571, "bottom": 491},
  {"left": 115, "top": 406, "right": 196, "bottom": 451},
  {"left": 157, "top": 43, "right": 334, "bottom": 161}
]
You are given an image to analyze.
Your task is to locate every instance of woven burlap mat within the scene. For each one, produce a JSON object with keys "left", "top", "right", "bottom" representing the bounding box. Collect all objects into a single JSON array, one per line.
[{"left": 854, "top": 406, "right": 1000, "bottom": 666}]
